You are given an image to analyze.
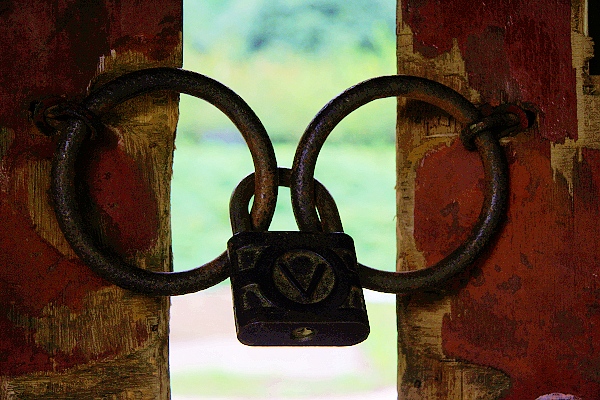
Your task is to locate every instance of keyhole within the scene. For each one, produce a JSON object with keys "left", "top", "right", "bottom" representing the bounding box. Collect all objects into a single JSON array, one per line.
[
  {"left": 589, "top": 0, "right": 600, "bottom": 75},
  {"left": 291, "top": 327, "right": 317, "bottom": 342}
]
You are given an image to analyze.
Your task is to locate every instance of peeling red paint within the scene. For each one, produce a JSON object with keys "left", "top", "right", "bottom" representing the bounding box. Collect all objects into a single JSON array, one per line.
[
  {"left": 402, "top": 0, "right": 576, "bottom": 142},
  {"left": 415, "top": 141, "right": 600, "bottom": 397},
  {"left": 110, "top": 12, "right": 182, "bottom": 61},
  {"left": 0, "top": 318, "right": 54, "bottom": 377},
  {"left": 414, "top": 140, "right": 483, "bottom": 265},
  {"left": 0, "top": 0, "right": 181, "bottom": 377},
  {"left": 81, "top": 132, "right": 159, "bottom": 256},
  {"left": 0, "top": 198, "right": 107, "bottom": 316},
  {"left": 135, "top": 320, "right": 151, "bottom": 346},
  {"left": 405, "top": 1, "right": 598, "bottom": 397},
  {"left": 0, "top": 197, "right": 108, "bottom": 376}
]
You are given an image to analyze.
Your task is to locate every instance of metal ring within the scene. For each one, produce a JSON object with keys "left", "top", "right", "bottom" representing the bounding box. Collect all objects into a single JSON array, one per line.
[
  {"left": 52, "top": 67, "right": 278, "bottom": 296},
  {"left": 230, "top": 167, "right": 343, "bottom": 234},
  {"left": 291, "top": 75, "right": 508, "bottom": 294}
]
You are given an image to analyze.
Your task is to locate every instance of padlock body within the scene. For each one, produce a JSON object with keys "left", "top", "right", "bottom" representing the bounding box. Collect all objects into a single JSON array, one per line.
[{"left": 228, "top": 231, "right": 369, "bottom": 346}]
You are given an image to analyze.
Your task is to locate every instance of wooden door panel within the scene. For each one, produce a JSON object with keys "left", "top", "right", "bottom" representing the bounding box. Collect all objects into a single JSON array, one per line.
[
  {"left": 0, "top": 1, "right": 181, "bottom": 398},
  {"left": 396, "top": 1, "right": 600, "bottom": 398}
]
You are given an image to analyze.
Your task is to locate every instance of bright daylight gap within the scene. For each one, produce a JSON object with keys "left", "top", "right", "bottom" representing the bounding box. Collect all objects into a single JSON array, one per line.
[{"left": 169, "top": 2, "right": 398, "bottom": 399}]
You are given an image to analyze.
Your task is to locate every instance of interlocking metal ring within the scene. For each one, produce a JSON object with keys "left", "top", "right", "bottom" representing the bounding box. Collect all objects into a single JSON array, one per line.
[
  {"left": 230, "top": 167, "right": 343, "bottom": 234},
  {"left": 52, "top": 67, "right": 278, "bottom": 295},
  {"left": 291, "top": 75, "right": 509, "bottom": 294}
]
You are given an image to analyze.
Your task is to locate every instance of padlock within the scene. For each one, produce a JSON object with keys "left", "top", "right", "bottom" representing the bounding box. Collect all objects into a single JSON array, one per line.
[{"left": 227, "top": 168, "right": 369, "bottom": 346}]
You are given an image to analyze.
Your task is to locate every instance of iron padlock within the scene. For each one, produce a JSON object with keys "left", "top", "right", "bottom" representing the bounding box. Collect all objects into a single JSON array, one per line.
[{"left": 227, "top": 168, "right": 370, "bottom": 346}]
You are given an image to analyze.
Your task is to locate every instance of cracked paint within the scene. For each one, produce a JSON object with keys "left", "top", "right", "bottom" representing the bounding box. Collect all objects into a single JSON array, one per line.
[
  {"left": 0, "top": 1, "right": 181, "bottom": 398},
  {"left": 398, "top": 0, "right": 600, "bottom": 398}
]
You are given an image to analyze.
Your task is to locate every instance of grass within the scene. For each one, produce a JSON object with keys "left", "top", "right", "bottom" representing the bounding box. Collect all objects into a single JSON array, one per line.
[
  {"left": 171, "top": 372, "right": 380, "bottom": 398},
  {"left": 170, "top": 142, "right": 397, "bottom": 273}
]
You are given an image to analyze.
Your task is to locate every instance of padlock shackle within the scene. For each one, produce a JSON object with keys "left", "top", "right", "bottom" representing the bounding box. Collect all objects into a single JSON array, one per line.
[
  {"left": 291, "top": 75, "right": 513, "bottom": 294},
  {"left": 230, "top": 167, "right": 343, "bottom": 234}
]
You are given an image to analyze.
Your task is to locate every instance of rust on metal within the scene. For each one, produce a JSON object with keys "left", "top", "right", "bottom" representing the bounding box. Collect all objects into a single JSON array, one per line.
[
  {"left": 227, "top": 167, "right": 369, "bottom": 346},
  {"left": 291, "top": 75, "right": 530, "bottom": 294},
  {"left": 49, "top": 67, "right": 278, "bottom": 296},
  {"left": 47, "top": 68, "right": 529, "bottom": 298},
  {"left": 229, "top": 167, "right": 343, "bottom": 234}
]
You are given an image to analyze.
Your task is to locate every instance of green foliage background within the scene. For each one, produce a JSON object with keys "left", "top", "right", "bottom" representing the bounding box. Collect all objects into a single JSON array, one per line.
[
  {"left": 172, "top": 1, "right": 398, "bottom": 397},
  {"left": 179, "top": 0, "right": 397, "bottom": 145},
  {"left": 184, "top": 0, "right": 395, "bottom": 56}
]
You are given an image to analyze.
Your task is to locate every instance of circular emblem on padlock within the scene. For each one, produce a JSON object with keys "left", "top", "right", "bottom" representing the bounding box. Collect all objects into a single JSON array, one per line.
[{"left": 272, "top": 250, "right": 336, "bottom": 304}]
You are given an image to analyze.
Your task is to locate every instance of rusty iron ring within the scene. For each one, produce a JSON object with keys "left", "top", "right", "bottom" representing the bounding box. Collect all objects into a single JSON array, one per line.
[
  {"left": 52, "top": 67, "right": 278, "bottom": 296},
  {"left": 291, "top": 75, "right": 508, "bottom": 294},
  {"left": 230, "top": 167, "right": 343, "bottom": 234}
]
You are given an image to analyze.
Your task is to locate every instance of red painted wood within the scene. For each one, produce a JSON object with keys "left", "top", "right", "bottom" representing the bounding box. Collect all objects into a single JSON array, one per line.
[
  {"left": 403, "top": 0, "right": 577, "bottom": 142},
  {"left": 418, "top": 141, "right": 600, "bottom": 397},
  {"left": 0, "top": 0, "right": 181, "bottom": 377},
  {"left": 82, "top": 133, "right": 160, "bottom": 256},
  {"left": 404, "top": 0, "right": 600, "bottom": 397}
]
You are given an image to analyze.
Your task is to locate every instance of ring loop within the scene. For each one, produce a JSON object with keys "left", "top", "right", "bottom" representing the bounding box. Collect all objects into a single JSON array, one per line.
[
  {"left": 291, "top": 75, "right": 508, "bottom": 294},
  {"left": 52, "top": 67, "right": 278, "bottom": 295},
  {"left": 230, "top": 167, "right": 343, "bottom": 234}
]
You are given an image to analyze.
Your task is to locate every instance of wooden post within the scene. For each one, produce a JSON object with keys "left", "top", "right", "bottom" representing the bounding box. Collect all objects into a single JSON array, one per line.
[
  {"left": 0, "top": 1, "right": 181, "bottom": 398},
  {"left": 396, "top": 0, "right": 600, "bottom": 398}
]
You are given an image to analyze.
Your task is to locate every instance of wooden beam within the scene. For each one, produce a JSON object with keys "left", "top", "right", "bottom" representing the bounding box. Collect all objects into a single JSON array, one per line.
[
  {"left": 0, "top": 1, "right": 181, "bottom": 398},
  {"left": 396, "top": 0, "right": 600, "bottom": 398}
]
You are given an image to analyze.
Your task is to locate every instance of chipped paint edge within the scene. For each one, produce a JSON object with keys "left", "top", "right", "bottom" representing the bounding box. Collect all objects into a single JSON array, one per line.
[
  {"left": 550, "top": 1, "right": 600, "bottom": 196},
  {"left": 395, "top": 2, "right": 512, "bottom": 398}
]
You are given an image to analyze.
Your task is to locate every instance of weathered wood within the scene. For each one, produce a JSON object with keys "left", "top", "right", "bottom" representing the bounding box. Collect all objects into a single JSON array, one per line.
[
  {"left": 0, "top": 1, "right": 181, "bottom": 398},
  {"left": 396, "top": 0, "right": 600, "bottom": 398}
]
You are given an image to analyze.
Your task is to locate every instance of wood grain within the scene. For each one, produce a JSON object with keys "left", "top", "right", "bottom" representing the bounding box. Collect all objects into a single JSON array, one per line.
[
  {"left": 396, "top": 0, "right": 600, "bottom": 398},
  {"left": 0, "top": 1, "right": 182, "bottom": 398}
]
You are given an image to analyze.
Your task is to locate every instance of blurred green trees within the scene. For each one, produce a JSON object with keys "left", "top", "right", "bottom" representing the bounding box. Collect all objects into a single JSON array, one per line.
[
  {"left": 171, "top": 3, "right": 399, "bottom": 396},
  {"left": 181, "top": 0, "right": 397, "bottom": 145},
  {"left": 184, "top": 0, "right": 395, "bottom": 57}
]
